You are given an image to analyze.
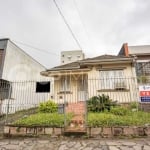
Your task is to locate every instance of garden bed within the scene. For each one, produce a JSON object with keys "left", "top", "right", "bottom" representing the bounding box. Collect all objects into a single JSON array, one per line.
[
  {"left": 3, "top": 111, "right": 150, "bottom": 137},
  {"left": 3, "top": 99, "right": 150, "bottom": 137}
]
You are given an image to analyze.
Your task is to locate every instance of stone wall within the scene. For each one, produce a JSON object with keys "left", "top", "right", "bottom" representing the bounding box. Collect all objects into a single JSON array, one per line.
[{"left": 4, "top": 125, "right": 150, "bottom": 138}]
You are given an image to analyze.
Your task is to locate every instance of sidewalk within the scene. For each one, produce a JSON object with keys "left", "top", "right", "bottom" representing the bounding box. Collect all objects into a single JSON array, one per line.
[{"left": 0, "top": 137, "right": 150, "bottom": 150}]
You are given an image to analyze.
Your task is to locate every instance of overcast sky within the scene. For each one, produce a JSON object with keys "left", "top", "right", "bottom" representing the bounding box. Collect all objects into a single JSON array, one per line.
[{"left": 0, "top": 0, "right": 150, "bottom": 68}]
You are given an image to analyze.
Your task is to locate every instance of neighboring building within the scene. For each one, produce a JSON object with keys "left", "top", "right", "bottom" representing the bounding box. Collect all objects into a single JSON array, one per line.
[
  {"left": 0, "top": 38, "right": 53, "bottom": 114},
  {"left": 118, "top": 43, "right": 150, "bottom": 79},
  {"left": 0, "top": 38, "right": 47, "bottom": 81},
  {"left": 41, "top": 54, "right": 138, "bottom": 104},
  {"left": 61, "top": 50, "right": 85, "bottom": 64}
]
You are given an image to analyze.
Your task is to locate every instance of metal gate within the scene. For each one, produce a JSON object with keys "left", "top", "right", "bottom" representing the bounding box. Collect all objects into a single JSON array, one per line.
[{"left": 62, "top": 75, "right": 88, "bottom": 134}]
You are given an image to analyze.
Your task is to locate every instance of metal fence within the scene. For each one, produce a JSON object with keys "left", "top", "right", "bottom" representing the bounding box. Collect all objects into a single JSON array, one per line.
[
  {"left": 0, "top": 77, "right": 150, "bottom": 133},
  {"left": 0, "top": 80, "right": 53, "bottom": 114},
  {"left": 1, "top": 77, "right": 149, "bottom": 114}
]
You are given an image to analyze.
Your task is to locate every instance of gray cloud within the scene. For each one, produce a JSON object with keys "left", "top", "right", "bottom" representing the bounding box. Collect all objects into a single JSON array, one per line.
[{"left": 0, "top": 0, "right": 150, "bottom": 68}]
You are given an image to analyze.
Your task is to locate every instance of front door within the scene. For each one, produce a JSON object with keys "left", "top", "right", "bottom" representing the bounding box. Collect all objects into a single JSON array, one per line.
[{"left": 77, "top": 78, "right": 88, "bottom": 101}]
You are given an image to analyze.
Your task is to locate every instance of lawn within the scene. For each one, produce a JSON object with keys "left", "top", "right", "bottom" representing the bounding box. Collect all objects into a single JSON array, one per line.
[
  {"left": 88, "top": 111, "right": 150, "bottom": 127},
  {"left": 13, "top": 111, "right": 150, "bottom": 127},
  {"left": 12, "top": 100, "right": 150, "bottom": 127},
  {"left": 14, "top": 113, "right": 72, "bottom": 127}
]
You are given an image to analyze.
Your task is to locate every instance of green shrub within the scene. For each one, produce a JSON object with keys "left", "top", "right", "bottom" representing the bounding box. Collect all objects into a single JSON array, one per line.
[
  {"left": 129, "top": 102, "right": 138, "bottom": 110},
  {"left": 39, "top": 100, "right": 58, "bottom": 113},
  {"left": 110, "top": 107, "right": 129, "bottom": 116},
  {"left": 87, "top": 94, "right": 117, "bottom": 112}
]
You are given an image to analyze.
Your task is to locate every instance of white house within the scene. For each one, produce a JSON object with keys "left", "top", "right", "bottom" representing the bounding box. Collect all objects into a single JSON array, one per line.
[{"left": 41, "top": 54, "right": 138, "bottom": 104}]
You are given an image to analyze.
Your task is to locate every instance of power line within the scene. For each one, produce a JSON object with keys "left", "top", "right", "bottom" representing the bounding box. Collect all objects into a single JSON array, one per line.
[
  {"left": 52, "top": 0, "right": 82, "bottom": 50},
  {"left": 12, "top": 40, "right": 59, "bottom": 56},
  {"left": 73, "top": 0, "right": 93, "bottom": 49}
]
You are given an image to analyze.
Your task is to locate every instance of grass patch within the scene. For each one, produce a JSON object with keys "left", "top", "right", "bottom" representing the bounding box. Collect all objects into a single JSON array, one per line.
[
  {"left": 13, "top": 113, "right": 73, "bottom": 127},
  {"left": 88, "top": 111, "right": 150, "bottom": 127}
]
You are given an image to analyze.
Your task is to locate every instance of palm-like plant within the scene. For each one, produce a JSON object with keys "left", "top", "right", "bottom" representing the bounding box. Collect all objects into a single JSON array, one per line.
[{"left": 87, "top": 94, "right": 117, "bottom": 112}]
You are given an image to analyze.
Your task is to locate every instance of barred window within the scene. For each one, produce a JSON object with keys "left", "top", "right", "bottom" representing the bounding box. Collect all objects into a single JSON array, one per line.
[
  {"left": 99, "top": 70, "right": 126, "bottom": 90},
  {"left": 60, "top": 77, "right": 70, "bottom": 91}
]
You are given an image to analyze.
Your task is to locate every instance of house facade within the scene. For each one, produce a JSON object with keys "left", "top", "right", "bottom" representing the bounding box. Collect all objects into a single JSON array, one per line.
[
  {"left": 0, "top": 38, "right": 53, "bottom": 114},
  {"left": 41, "top": 55, "right": 138, "bottom": 104}
]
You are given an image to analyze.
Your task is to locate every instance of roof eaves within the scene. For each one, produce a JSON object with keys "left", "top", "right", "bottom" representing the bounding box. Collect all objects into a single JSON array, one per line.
[
  {"left": 81, "top": 57, "right": 133, "bottom": 63},
  {"left": 47, "top": 66, "right": 80, "bottom": 71}
]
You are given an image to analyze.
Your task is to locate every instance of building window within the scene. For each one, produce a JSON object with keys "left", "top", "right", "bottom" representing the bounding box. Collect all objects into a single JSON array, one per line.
[
  {"left": 68, "top": 56, "right": 71, "bottom": 61},
  {"left": 99, "top": 70, "right": 126, "bottom": 90},
  {"left": 60, "top": 77, "right": 70, "bottom": 91},
  {"left": 36, "top": 81, "right": 50, "bottom": 93},
  {"left": 136, "top": 62, "right": 150, "bottom": 76}
]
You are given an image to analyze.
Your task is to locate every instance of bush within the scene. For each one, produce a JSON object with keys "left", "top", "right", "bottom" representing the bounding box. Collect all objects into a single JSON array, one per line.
[
  {"left": 87, "top": 94, "right": 117, "bottom": 112},
  {"left": 129, "top": 102, "right": 138, "bottom": 110},
  {"left": 39, "top": 100, "right": 58, "bottom": 113},
  {"left": 110, "top": 107, "right": 129, "bottom": 116}
]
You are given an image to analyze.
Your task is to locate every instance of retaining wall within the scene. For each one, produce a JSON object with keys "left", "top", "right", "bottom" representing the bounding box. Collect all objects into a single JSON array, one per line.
[{"left": 3, "top": 125, "right": 150, "bottom": 137}]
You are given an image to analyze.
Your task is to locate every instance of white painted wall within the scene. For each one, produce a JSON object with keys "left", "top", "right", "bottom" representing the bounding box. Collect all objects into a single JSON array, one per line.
[
  {"left": 2, "top": 40, "right": 47, "bottom": 81},
  {"left": 1, "top": 40, "right": 54, "bottom": 114}
]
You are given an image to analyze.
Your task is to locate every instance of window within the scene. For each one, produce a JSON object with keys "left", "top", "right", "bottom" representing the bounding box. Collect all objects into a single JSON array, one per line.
[
  {"left": 0, "top": 80, "right": 10, "bottom": 99},
  {"left": 36, "top": 81, "right": 50, "bottom": 93},
  {"left": 60, "top": 77, "right": 70, "bottom": 91},
  {"left": 68, "top": 56, "right": 72, "bottom": 61},
  {"left": 99, "top": 70, "right": 126, "bottom": 90},
  {"left": 136, "top": 62, "right": 150, "bottom": 76}
]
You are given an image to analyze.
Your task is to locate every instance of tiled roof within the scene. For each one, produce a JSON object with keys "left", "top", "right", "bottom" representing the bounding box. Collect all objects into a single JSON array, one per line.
[
  {"left": 47, "top": 54, "right": 131, "bottom": 71},
  {"left": 86, "top": 54, "right": 127, "bottom": 60}
]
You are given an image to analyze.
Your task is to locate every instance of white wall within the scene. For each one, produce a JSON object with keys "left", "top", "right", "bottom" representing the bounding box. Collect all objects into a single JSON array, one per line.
[
  {"left": 2, "top": 40, "right": 47, "bottom": 81},
  {"left": 1, "top": 40, "right": 54, "bottom": 114}
]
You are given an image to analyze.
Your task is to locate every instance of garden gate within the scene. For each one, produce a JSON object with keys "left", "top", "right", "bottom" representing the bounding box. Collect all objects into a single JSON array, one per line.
[{"left": 63, "top": 75, "right": 88, "bottom": 134}]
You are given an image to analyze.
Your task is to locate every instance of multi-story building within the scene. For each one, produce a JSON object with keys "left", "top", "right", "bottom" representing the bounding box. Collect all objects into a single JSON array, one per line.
[{"left": 61, "top": 50, "right": 85, "bottom": 64}]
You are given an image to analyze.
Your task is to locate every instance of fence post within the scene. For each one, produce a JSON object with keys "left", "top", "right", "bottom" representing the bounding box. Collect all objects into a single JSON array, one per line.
[
  {"left": 64, "top": 77, "right": 67, "bottom": 128},
  {"left": 5, "top": 82, "right": 12, "bottom": 124}
]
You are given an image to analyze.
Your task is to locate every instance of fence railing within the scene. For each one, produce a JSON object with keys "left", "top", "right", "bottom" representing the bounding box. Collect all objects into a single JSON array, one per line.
[
  {"left": 0, "top": 77, "right": 150, "bottom": 115},
  {"left": 0, "top": 77, "right": 149, "bottom": 118},
  {"left": 0, "top": 77, "right": 150, "bottom": 133},
  {"left": 0, "top": 79, "right": 53, "bottom": 115}
]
